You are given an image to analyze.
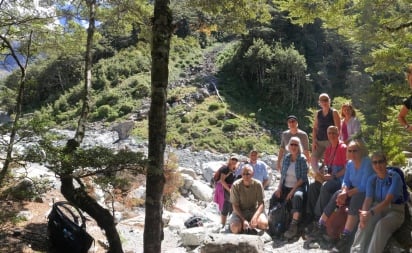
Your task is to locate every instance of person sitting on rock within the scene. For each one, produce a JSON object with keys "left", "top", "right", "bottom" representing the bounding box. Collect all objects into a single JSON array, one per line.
[
  {"left": 305, "top": 126, "right": 347, "bottom": 228},
  {"left": 229, "top": 164, "right": 268, "bottom": 234},
  {"left": 310, "top": 139, "right": 374, "bottom": 252},
  {"left": 269, "top": 136, "right": 308, "bottom": 239},
  {"left": 351, "top": 152, "right": 406, "bottom": 253}
]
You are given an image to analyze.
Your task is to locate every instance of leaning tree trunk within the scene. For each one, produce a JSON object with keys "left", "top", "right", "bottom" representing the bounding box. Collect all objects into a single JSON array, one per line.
[
  {"left": 144, "top": 1, "right": 173, "bottom": 252},
  {"left": 0, "top": 33, "right": 31, "bottom": 185},
  {"left": 59, "top": 1, "right": 123, "bottom": 252}
]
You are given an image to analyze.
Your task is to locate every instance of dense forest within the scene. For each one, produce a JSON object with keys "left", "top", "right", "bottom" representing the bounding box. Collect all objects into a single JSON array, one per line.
[
  {"left": 1, "top": 0, "right": 412, "bottom": 252},
  {"left": 1, "top": 1, "right": 411, "bottom": 160}
]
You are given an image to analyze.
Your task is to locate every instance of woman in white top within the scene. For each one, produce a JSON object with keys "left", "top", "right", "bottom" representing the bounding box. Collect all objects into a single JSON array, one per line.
[
  {"left": 270, "top": 137, "right": 308, "bottom": 238},
  {"left": 340, "top": 103, "right": 361, "bottom": 144}
]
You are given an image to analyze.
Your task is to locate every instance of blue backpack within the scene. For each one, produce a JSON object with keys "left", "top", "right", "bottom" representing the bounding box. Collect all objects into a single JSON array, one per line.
[{"left": 386, "top": 167, "right": 410, "bottom": 204}]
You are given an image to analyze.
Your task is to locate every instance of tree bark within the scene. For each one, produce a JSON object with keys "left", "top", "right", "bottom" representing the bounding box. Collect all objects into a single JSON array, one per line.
[
  {"left": 0, "top": 32, "right": 31, "bottom": 185},
  {"left": 59, "top": 1, "right": 123, "bottom": 252},
  {"left": 144, "top": 0, "right": 173, "bottom": 252}
]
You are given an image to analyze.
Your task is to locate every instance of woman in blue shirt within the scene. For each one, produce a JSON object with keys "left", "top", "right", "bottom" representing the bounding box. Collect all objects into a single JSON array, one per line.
[
  {"left": 310, "top": 140, "right": 374, "bottom": 252},
  {"left": 351, "top": 152, "right": 405, "bottom": 253},
  {"left": 270, "top": 136, "right": 308, "bottom": 239}
]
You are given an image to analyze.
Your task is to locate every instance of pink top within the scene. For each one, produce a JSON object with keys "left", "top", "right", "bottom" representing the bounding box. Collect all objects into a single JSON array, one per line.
[
  {"left": 324, "top": 141, "right": 347, "bottom": 167},
  {"left": 213, "top": 182, "right": 225, "bottom": 211}
]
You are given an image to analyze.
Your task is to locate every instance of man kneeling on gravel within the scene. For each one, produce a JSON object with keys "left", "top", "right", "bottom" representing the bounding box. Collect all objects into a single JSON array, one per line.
[{"left": 229, "top": 164, "right": 268, "bottom": 234}]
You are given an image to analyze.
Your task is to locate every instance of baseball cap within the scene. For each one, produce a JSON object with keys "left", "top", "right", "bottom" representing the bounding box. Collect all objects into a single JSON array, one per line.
[{"left": 287, "top": 115, "right": 298, "bottom": 121}]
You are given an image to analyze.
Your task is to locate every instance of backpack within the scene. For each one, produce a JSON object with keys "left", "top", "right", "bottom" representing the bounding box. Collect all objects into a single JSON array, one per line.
[
  {"left": 325, "top": 206, "right": 348, "bottom": 240},
  {"left": 47, "top": 201, "right": 94, "bottom": 253},
  {"left": 213, "top": 169, "right": 222, "bottom": 183},
  {"left": 268, "top": 202, "right": 290, "bottom": 237},
  {"left": 184, "top": 215, "right": 203, "bottom": 228},
  {"left": 374, "top": 167, "right": 412, "bottom": 249},
  {"left": 386, "top": 167, "right": 410, "bottom": 204}
]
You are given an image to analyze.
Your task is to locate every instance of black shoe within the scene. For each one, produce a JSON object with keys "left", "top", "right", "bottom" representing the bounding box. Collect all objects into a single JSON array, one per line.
[
  {"left": 331, "top": 233, "right": 351, "bottom": 253},
  {"left": 307, "top": 223, "right": 326, "bottom": 241},
  {"left": 304, "top": 221, "right": 317, "bottom": 234}
]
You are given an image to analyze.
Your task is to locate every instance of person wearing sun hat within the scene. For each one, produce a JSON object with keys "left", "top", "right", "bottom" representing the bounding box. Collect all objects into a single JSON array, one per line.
[
  {"left": 213, "top": 154, "right": 240, "bottom": 227},
  {"left": 277, "top": 115, "right": 310, "bottom": 172}
]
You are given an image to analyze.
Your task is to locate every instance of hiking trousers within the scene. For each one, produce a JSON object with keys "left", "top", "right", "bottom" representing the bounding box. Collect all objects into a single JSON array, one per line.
[{"left": 350, "top": 203, "right": 404, "bottom": 253}]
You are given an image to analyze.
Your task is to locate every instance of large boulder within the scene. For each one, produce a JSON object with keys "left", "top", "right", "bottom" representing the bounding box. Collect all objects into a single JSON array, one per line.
[
  {"left": 112, "top": 121, "right": 135, "bottom": 141},
  {"left": 190, "top": 180, "right": 213, "bottom": 201},
  {"left": 199, "top": 233, "right": 265, "bottom": 253},
  {"left": 202, "top": 161, "right": 225, "bottom": 184}
]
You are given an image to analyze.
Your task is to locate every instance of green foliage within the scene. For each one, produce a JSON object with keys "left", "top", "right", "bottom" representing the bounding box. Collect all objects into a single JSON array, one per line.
[
  {"left": 96, "top": 92, "right": 121, "bottom": 107},
  {"left": 275, "top": 0, "right": 412, "bottom": 73},
  {"left": 222, "top": 119, "right": 239, "bottom": 132},
  {"left": 208, "top": 102, "right": 221, "bottom": 111},
  {"left": 187, "top": 0, "right": 272, "bottom": 34},
  {"left": 94, "top": 105, "right": 118, "bottom": 121}
]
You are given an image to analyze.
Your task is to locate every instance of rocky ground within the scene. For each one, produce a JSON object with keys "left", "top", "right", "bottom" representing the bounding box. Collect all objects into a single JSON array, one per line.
[{"left": 1, "top": 129, "right": 411, "bottom": 253}]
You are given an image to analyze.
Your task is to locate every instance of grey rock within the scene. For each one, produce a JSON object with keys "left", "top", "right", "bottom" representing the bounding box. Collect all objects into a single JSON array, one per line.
[
  {"left": 190, "top": 180, "right": 213, "bottom": 202},
  {"left": 112, "top": 121, "right": 135, "bottom": 141},
  {"left": 199, "top": 233, "right": 264, "bottom": 253}
]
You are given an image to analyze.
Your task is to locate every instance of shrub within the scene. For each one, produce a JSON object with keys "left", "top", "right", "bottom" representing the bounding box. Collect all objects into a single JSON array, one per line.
[
  {"left": 208, "top": 117, "right": 218, "bottom": 125},
  {"left": 96, "top": 92, "right": 120, "bottom": 107},
  {"left": 163, "top": 152, "right": 183, "bottom": 209},
  {"left": 208, "top": 102, "right": 220, "bottom": 111},
  {"left": 118, "top": 104, "right": 134, "bottom": 116},
  {"left": 181, "top": 115, "right": 190, "bottom": 123},
  {"left": 215, "top": 109, "right": 226, "bottom": 120},
  {"left": 222, "top": 119, "right": 239, "bottom": 132},
  {"left": 95, "top": 105, "right": 117, "bottom": 120}
]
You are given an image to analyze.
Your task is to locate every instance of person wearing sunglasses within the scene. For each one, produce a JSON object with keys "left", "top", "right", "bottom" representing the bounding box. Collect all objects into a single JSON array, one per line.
[
  {"left": 277, "top": 115, "right": 310, "bottom": 172},
  {"left": 398, "top": 63, "right": 412, "bottom": 131},
  {"left": 305, "top": 126, "right": 347, "bottom": 232},
  {"left": 213, "top": 155, "right": 239, "bottom": 227},
  {"left": 310, "top": 140, "right": 374, "bottom": 252},
  {"left": 351, "top": 152, "right": 405, "bottom": 253},
  {"left": 311, "top": 93, "right": 341, "bottom": 175},
  {"left": 229, "top": 164, "right": 268, "bottom": 234},
  {"left": 270, "top": 136, "right": 309, "bottom": 239}
]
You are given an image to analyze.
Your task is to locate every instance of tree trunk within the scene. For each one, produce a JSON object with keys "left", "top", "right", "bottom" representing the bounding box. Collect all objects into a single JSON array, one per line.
[
  {"left": 144, "top": 1, "right": 173, "bottom": 252},
  {"left": 0, "top": 33, "right": 31, "bottom": 185},
  {"left": 59, "top": 1, "right": 123, "bottom": 252}
]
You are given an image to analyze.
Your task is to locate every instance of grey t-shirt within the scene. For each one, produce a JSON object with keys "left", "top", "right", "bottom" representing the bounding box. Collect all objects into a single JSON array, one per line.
[{"left": 280, "top": 129, "right": 310, "bottom": 152}]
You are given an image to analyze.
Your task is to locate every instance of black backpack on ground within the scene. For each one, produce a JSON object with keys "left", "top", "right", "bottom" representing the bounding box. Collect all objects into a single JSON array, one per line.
[
  {"left": 47, "top": 201, "right": 94, "bottom": 253},
  {"left": 268, "top": 202, "right": 290, "bottom": 237},
  {"left": 184, "top": 215, "right": 203, "bottom": 228}
]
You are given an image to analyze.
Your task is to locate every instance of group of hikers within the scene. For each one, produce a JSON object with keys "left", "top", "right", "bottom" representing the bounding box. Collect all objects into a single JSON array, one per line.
[{"left": 212, "top": 64, "right": 412, "bottom": 253}]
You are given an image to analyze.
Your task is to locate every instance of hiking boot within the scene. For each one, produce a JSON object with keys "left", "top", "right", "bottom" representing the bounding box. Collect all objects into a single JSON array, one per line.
[
  {"left": 304, "top": 221, "right": 317, "bottom": 234},
  {"left": 284, "top": 223, "right": 298, "bottom": 239},
  {"left": 331, "top": 233, "right": 351, "bottom": 253},
  {"left": 307, "top": 223, "right": 326, "bottom": 241}
]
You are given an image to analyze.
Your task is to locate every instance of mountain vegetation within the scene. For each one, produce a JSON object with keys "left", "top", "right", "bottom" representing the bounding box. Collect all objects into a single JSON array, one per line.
[{"left": 1, "top": 0, "right": 412, "bottom": 252}]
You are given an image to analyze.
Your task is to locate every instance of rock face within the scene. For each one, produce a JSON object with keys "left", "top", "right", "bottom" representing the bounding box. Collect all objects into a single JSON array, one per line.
[
  {"left": 202, "top": 161, "right": 226, "bottom": 184},
  {"left": 112, "top": 121, "right": 135, "bottom": 141},
  {"left": 199, "top": 234, "right": 265, "bottom": 253},
  {"left": 190, "top": 180, "right": 213, "bottom": 201}
]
